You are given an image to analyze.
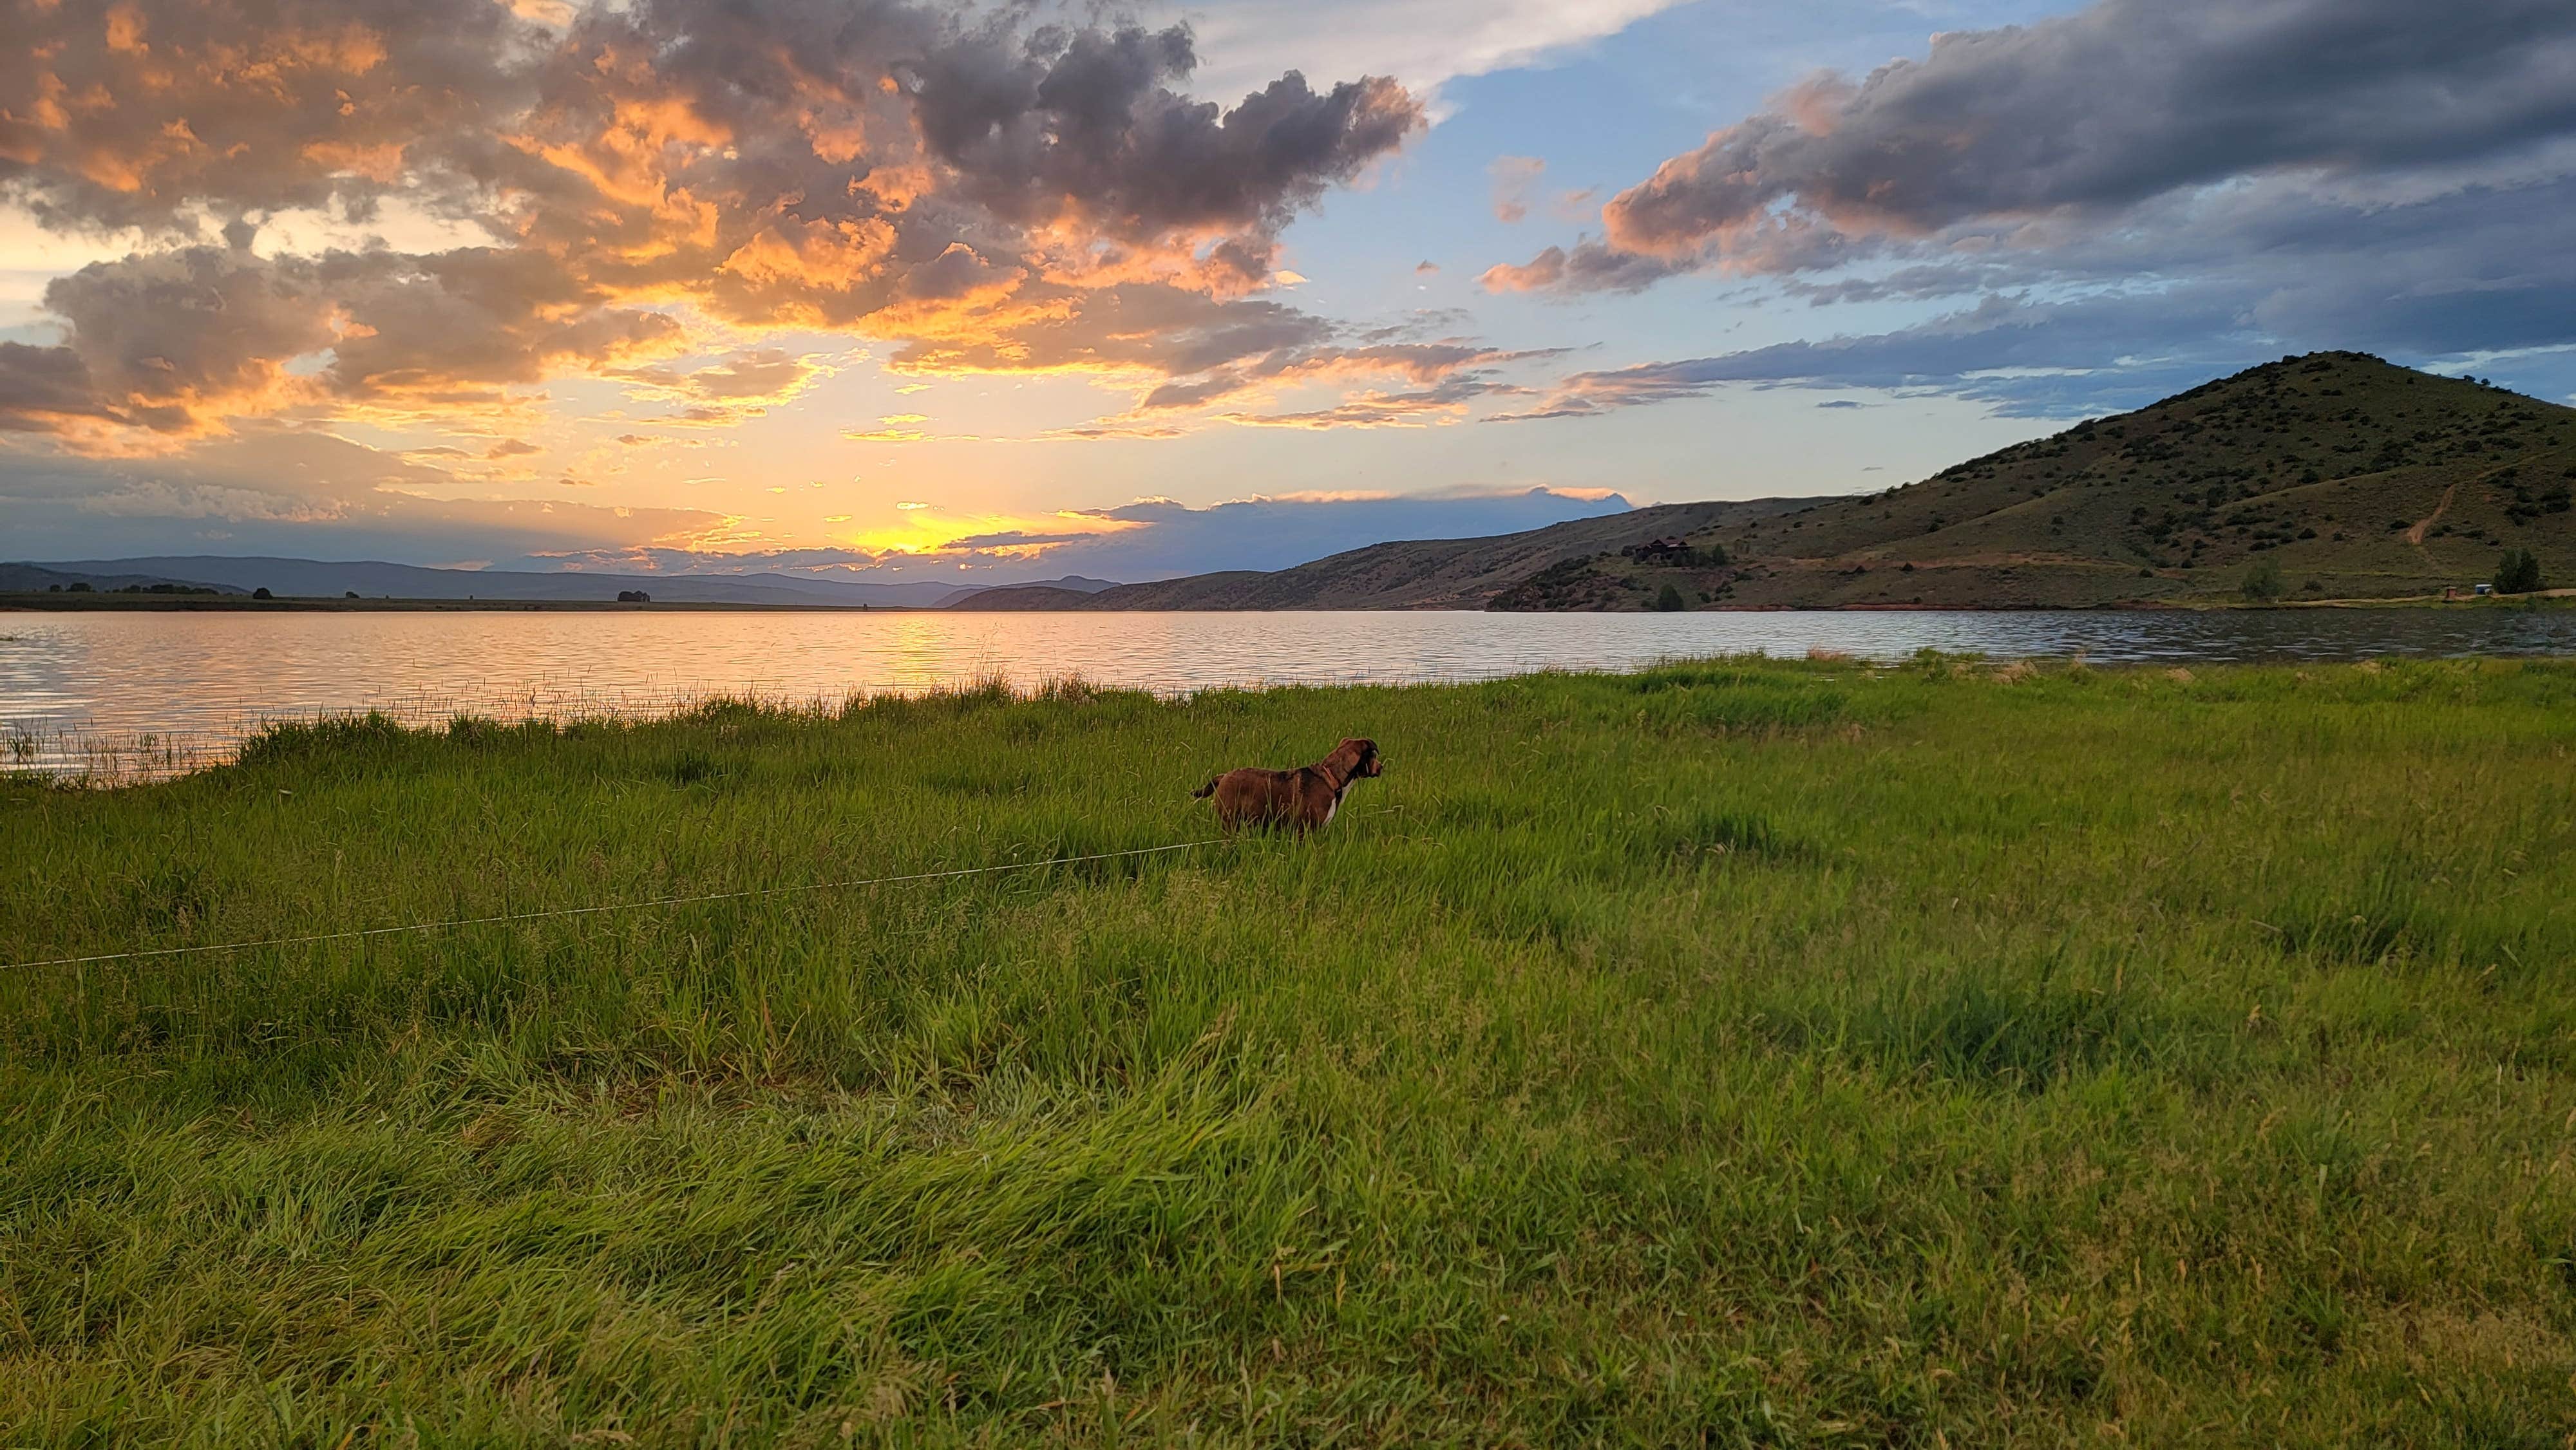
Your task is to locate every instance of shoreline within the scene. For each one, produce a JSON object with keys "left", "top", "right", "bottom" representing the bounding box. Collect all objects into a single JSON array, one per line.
[
  {"left": 0, "top": 594, "right": 907, "bottom": 613},
  {"left": 9, "top": 591, "right": 2568, "bottom": 614},
  {"left": 13, "top": 646, "right": 2576, "bottom": 791}
]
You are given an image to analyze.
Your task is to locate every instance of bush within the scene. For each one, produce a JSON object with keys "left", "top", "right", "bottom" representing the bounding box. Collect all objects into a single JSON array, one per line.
[
  {"left": 2241, "top": 556, "right": 2284, "bottom": 603},
  {"left": 2493, "top": 549, "right": 2544, "bottom": 596},
  {"left": 252, "top": 587, "right": 273, "bottom": 599},
  {"left": 1653, "top": 583, "right": 1687, "bottom": 612}
]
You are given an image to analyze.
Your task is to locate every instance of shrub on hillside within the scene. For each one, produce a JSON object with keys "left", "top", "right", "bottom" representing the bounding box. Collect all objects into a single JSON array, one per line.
[
  {"left": 1654, "top": 583, "right": 1687, "bottom": 612},
  {"left": 2241, "top": 556, "right": 2285, "bottom": 602},
  {"left": 2493, "top": 549, "right": 2544, "bottom": 596}
]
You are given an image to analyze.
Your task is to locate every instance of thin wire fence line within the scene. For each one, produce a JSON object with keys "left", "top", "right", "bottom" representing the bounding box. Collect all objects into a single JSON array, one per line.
[{"left": 1, "top": 839, "right": 1226, "bottom": 974}]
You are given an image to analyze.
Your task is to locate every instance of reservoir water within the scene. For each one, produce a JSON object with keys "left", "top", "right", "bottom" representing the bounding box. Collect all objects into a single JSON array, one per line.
[{"left": 6, "top": 606, "right": 2573, "bottom": 777}]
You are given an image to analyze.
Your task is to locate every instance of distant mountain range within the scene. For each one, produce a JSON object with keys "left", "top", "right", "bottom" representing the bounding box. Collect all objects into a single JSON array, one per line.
[
  {"left": 0, "top": 562, "right": 249, "bottom": 596},
  {"left": 953, "top": 353, "right": 2576, "bottom": 611},
  {"left": 3, "top": 557, "right": 1119, "bottom": 608}
]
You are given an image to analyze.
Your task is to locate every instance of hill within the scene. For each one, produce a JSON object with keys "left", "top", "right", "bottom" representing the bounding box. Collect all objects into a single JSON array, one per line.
[
  {"left": 949, "top": 498, "right": 1822, "bottom": 610},
  {"left": 954, "top": 354, "right": 2575, "bottom": 612},
  {"left": 1497, "top": 353, "right": 2576, "bottom": 610},
  {"left": 0, "top": 562, "right": 247, "bottom": 596}
]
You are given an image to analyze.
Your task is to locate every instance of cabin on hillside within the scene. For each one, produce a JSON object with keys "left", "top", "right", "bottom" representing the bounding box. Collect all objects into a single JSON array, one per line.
[{"left": 1623, "top": 536, "right": 1700, "bottom": 566}]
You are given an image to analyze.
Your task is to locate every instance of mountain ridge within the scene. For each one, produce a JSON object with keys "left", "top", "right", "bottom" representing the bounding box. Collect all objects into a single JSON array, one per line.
[
  {"left": 957, "top": 353, "right": 2576, "bottom": 612},
  {"left": 1540, "top": 352, "right": 2576, "bottom": 610}
]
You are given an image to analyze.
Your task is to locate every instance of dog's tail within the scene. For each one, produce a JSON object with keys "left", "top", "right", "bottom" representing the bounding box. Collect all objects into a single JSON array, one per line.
[{"left": 1189, "top": 777, "right": 1218, "bottom": 800}]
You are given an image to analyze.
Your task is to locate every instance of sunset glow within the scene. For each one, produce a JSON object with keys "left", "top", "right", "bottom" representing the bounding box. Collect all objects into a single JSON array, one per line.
[{"left": 6, "top": 0, "right": 2573, "bottom": 585}]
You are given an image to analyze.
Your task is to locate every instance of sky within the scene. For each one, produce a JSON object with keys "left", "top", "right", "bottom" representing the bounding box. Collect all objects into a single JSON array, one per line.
[{"left": 4, "top": 0, "right": 2573, "bottom": 585}]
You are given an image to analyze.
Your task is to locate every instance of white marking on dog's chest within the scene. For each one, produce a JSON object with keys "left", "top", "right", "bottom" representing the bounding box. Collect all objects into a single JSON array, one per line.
[{"left": 1322, "top": 794, "right": 1338, "bottom": 827}]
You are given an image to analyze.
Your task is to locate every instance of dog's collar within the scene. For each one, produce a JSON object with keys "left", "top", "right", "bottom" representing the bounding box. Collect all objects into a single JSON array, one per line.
[{"left": 1316, "top": 758, "right": 1349, "bottom": 794}]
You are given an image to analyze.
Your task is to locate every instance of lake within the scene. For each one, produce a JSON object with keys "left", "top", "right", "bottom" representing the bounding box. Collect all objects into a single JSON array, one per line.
[{"left": 6, "top": 607, "right": 2574, "bottom": 777}]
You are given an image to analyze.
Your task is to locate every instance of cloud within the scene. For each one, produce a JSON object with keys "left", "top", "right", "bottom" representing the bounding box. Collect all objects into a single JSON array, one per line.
[
  {"left": 907, "top": 27, "right": 1421, "bottom": 250},
  {"left": 0, "top": 0, "right": 522, "bottom": 232},
  {"left": 1502, "top": 166, "right": 2576, "bottom": 419},
  {"left": 1490, "top": 156, "right": 1545, "bottom": 223},
  {"left": 0, "top": 428, "right": 729, "bottom": 559},
  {"left": 0, "top": 341, "right": 118, "bottom": 433},
  {"left": 858, "top": 287, "right": 1555, "bottom": 426},
  {"left": 1493, "top": 0, "right": 2576, "bottom": 292},
  {"left": 1471, "top": 0, "right": 2576, "bottom": 416},
  {"left": 1177, "top": 0, "right": 1691, "bottom": 105},
  {"left": 0, "top": 0, "right": 1431, "bottom": 446},
  {"left": 1128, "top": 339, "right": 1549, "bottom": 413},
  {"left": 615, "top": 349, "right": 829, "bottom": 404},
  {"left": 1479, "top": 243, "right": 1692, "bottom": 295},
  {"left": 931, "top": 485, "right": 1630, "bottom": 578},
  {"left": 1226, "top": 376, "right": 1522, "bottom": 429},
  {"left": 6, "top": 242, "right": 691, "bottom": 438}
]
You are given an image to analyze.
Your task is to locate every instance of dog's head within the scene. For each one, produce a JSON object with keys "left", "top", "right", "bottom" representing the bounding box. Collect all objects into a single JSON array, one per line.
[{"left": 1333, "top": 737, "right": 1384, "bottom": 779}]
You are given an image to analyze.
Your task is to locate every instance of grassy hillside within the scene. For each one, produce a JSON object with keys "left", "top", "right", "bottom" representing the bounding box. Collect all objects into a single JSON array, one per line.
[
  {"left": 950, "top": 498, "right": 1819, "bottom": 610},
  {"left": 8, "top": 659, "right": 2576, "bottom": 1444},
  {"left": 1504, "top": 353, "right": 2576, "bottom": 610}
]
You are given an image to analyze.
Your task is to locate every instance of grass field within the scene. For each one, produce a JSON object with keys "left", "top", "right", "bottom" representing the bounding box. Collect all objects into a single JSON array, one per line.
[{"left": 6, "top": 657, "right": 2576, "bottom": 1445}]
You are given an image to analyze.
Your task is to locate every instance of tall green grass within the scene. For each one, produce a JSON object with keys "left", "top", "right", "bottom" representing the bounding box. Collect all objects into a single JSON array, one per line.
[{"left": 5, "top": 657, "right": 2575, "bottom": 1445}]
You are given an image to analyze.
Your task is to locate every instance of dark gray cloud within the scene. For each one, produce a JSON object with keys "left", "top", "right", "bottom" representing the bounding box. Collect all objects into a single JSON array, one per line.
[
  {"left": 1225, "top": 375, "right": 1526, "bottom": 428},
  {"left": 1130, "top": 340, "right": 1552, "bottom": 413},
  {"left": 1481, "top": 0, "right": 2576, "bottom": 418},
  {"left": 1501, "top": 167, "right": 2576, "bottom": 421},
  {"left": 1480, "top": 242, "right": 1692, "bottom": 294},
  {"left": 1493, "top": 0, "right": 2576, "bottom": 290},
  {"left": 0, "top": 342, "right": 116, "bottom": 432},
  {"left": 909, "top": 24, "right": 1419, "bottom": 250},
  {"left": 1497, "top": 292, "right": 2255, "bottom": 421}
]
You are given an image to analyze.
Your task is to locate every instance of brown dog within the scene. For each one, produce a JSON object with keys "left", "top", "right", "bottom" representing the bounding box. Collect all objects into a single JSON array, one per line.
[{"left": 1191, "top": 738, "right": 1383, "bottom": 834}]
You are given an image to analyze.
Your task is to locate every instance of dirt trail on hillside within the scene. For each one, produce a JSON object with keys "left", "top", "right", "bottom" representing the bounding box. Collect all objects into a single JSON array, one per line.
[{"left": 2406, "top": 478, "right": 2463, "bottom": 545}]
